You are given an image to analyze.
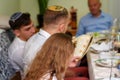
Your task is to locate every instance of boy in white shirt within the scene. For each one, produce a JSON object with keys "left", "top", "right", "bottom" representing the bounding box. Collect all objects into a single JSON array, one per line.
[{"left": 8, "top": 12, "right": 35, "bottom": 77}]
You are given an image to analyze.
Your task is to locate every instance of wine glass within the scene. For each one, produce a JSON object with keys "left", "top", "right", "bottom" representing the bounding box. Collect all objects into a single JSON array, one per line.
[
  {"left": 108, "top": 33, "right": 120, "bottom": 80},
  {"left": 108, "top": 31, "right": 118, "bottom": 80},
  {"left": 115, "top": 34, "right": 120, "bottom": 76}
]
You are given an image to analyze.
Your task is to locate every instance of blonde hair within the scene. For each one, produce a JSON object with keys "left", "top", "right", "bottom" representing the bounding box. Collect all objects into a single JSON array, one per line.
[
  {"left": 44, "top": 5, "right": 69, "bottom": 25},
  {"left": 24, "top": 33, "right": 74, "bottom": 80}
]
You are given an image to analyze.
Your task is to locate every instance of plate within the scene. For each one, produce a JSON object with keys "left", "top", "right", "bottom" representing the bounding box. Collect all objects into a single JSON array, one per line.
[
  {"left": 100, "top": 77, "right": 120, "bottom": 80},
  {"left": 95, "top": 58, "right": 119, "bottom": 68},
  {"left": 89, "top": 48, "right": 99, "bottom": 54},
  {"left": 94, "top": 37, "right": 108, "bottom": 44},
  {"left": 87, "top": 31, "right": 108, "bottom": 38}
]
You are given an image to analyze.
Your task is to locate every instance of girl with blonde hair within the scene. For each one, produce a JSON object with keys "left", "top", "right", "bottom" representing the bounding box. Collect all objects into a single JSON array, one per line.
[{"left": 24, "top": 33, "right": 74, "bottom": 80}]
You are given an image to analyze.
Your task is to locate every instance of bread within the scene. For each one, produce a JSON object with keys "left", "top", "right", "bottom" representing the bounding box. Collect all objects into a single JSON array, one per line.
[{"left": 73, "top": 34, "right": 93, "bottom": 59}]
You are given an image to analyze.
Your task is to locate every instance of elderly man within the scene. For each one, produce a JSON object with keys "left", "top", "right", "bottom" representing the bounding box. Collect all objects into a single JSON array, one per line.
[{"left": 76, "top": 0, "right": 113, "bottom": 36}]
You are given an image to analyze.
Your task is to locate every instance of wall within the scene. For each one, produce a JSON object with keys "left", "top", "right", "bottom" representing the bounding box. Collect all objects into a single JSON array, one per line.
[
  {"left": 0, "top": 0, "right": 20, "bottom": 16},
  {"left": 108, "top": 0, "right": 120, "bottom": 19},
  {"left": 20, "top": 0, "right": 39, "bottom": 26},
  {"left": 48, "top": 0, "right": 88, "bottom": 26},
  {"left": 48, "top": 0, "right": 109, "bottom": 27},
  {"left": 0, "top": 0, "right": 39, "bottom": 26},
  {"left": 1, "top": 0, "right": 119, "bottom": 27}
]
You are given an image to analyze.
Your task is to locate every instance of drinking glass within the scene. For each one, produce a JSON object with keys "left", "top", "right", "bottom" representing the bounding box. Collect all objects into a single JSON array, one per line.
[{"left": 108, "top": 33, "right": 117, "bottom": 80}]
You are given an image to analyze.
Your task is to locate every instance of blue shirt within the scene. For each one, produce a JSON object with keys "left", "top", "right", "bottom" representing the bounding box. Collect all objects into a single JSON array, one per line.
[{"left": 76, "top": 12, "right": 113, "bottom": 36}]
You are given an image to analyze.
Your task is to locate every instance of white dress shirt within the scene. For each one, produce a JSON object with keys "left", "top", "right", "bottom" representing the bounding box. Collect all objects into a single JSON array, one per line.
[
  {"left": 8, "top": 37, "right": 25, "bottom": 75},
  {"left": 23, "top": 29, "right": 51, "bottom": 74}
]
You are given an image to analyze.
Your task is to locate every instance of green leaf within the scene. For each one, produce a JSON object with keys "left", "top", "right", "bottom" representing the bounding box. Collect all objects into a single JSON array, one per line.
[{"left": 38, "top": 0, "right": 49, "bottom": 14}]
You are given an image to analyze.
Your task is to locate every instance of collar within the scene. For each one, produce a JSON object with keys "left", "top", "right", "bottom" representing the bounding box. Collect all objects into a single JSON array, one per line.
[
  {"left": 38, "top": 29, "right": 51, "bottom": 38},
  {"left": 89, "top": 11, "right": 105, "bottom": 18},
  {"left": 16, "top": 37, "right": 26, "bottom": 44}
]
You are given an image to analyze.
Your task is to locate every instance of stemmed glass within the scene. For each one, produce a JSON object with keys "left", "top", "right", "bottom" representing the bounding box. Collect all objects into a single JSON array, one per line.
[
  {"left": 108, "top": 36, "right": 114, "bottom": 80},
  {"left": 109, "top": 18, "right": 120, "bottom": 79},
  {"left": 109, "top": 27, "right": 120, "bottom": 80},
  {"left": 115, "top": 34, "right": 120, "bottom": 77},
  {"left": 109, "top": 24, "right": 119, "bottom": 80},
  {"left": 109, "top": 18, "right": 120, "bottom": 57}
]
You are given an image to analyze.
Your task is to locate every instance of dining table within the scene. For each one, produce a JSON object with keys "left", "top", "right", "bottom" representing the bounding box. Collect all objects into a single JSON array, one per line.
[
  {"left": 86, "top": 33, "right": 120, "bottom": 80},
  {"left": 87, "top": 50, "right": 120, "bottom": 80}
]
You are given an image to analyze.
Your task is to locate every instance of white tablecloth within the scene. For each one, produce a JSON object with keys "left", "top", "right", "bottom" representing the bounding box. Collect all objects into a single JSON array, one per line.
[{"left": 87, "top": 51, "right": 120, "bottom": 80}]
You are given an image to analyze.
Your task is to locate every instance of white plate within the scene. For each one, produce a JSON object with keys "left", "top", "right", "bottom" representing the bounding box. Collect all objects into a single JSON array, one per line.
[
  {"left": 101, "top": 77, "right": 120, "bottom": 80},
  {"left": 95, "top": 58, "right": 118, "bottom": 68}
]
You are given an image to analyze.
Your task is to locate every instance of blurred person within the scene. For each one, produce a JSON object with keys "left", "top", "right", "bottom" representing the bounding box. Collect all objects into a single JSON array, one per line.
[
  {"left": 76, "top": 0, "right": 113, "bottom": 36},
  {"left": 24, "top": 33, "right": 88, "bottom": 80},
  {"left": 8, "top": 12, "right": 35, "bottom": 77},
  {"left": 23, "top": 5, "right": 70, "bottom": 74},
  {"left": 0, "top": 29, "right": 15, "bottom": 80},
  {"left": 65, "top": 31, "right": 89, "bottom": 78},
  {"left": 23, "top": 5, "right": 89, "bottom": 79}
]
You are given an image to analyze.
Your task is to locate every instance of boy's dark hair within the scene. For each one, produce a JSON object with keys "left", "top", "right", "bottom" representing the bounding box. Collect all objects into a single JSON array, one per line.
[{"left": 9, "top": 12, "right": 31, "bottom": 30}]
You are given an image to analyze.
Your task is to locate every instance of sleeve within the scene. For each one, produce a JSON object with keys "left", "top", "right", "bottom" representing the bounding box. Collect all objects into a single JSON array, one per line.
[
  {"left": 108, "top": 15, "right": 113, "bottom": 28},
  {"left": 22, "top": 41, "right": 32, "bottom": 74},
  {"left": 76, "top": 19, "right": 85, "bottom": 37},
  {"left": 9, "top": 48, "right": 24, "bottom": 72},
  {"left": 110, "top": 17, "right": 113, "bottom": 27},
  {"left": 23, "top": 38, "right": 40, "bottom": 75}
]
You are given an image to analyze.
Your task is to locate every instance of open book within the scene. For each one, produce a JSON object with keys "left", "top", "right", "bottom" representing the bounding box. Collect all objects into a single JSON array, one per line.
[{"left": 73, "top": 34, "right": 93, "bottom": 60}]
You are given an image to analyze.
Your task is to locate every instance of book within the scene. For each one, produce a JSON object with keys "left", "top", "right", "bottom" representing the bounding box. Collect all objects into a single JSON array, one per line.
[{"left": 73, "top": 34, "right": 93, "bottom": 60}]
